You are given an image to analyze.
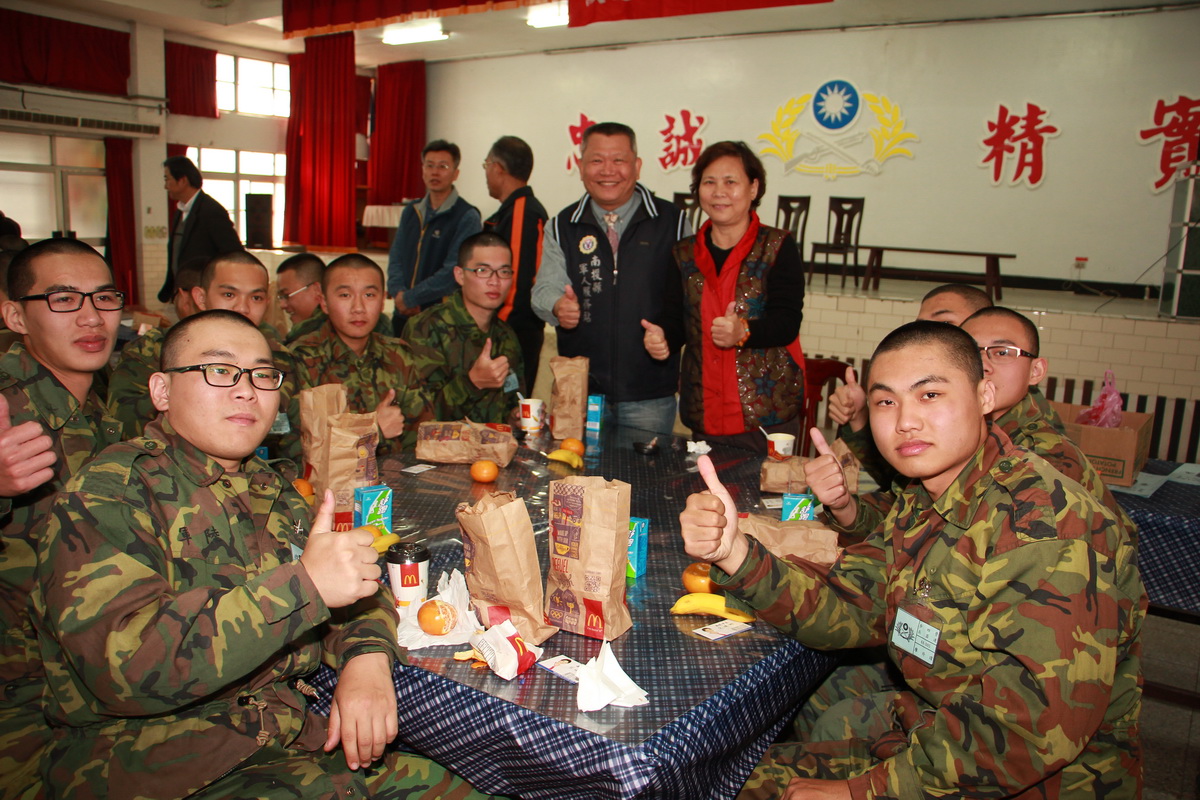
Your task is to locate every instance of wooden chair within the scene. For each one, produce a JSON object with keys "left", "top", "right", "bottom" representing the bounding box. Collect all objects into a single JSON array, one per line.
[
  {"left": 800, "top": 357, "right": 853, "bottom": 456},
  {"left": 809, "top": 197, "right": 865, "bottom": 288},
  {"left": 775, "top": 195, "right": 810, "bottom": 271},
  {"left": 672, "top": 191, "right": 703, "bottom": 232}
]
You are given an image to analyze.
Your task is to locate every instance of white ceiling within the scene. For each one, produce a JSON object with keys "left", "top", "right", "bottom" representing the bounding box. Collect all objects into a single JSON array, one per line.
[{"left": 26, "top": 0, "right": 1198, "bottom": 67}]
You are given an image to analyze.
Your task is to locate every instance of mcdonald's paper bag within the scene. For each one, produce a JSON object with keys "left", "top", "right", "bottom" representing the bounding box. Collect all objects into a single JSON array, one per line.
[
  {"left": 299, "top": 384, "right": 379, "bottom": 531},
  {"left": 456, "top": 492, "right": 557, "bottom": 645},
  {"left": 544, "top": 476, "right": 632, "bottom": 641},
  {"left": 760, "top": 456, "right": 811, "bottom": 494},
  {"left": 549, "top": 356, "right": 589, "bottom": 440},
  {"left": 416, "top": 420, "right": 519, "bottom": 467},
  {"left": 741, "top": 514, "right": 842, "bottom": 568}
]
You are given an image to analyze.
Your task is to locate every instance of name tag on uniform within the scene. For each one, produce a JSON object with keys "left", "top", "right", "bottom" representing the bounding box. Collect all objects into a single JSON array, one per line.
[
  {"left": 271, "top": 411, "right": 291, "bottom": 435},
  {"left": 891, "top": 607, "right": 940, "bottom": 666},
  {"left": 503, "top": 370, "right": 519, "bottom": 394}
]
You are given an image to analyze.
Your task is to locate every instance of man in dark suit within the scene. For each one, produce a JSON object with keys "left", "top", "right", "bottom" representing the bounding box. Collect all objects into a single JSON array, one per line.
[{"left": 159, "top": 155, "right": 243, "bottom": 303}]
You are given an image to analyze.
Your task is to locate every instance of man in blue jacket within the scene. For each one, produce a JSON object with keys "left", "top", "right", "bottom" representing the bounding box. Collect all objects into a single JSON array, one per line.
[{"left": 386, "top": 140, "right": 481, "bottom": 336}]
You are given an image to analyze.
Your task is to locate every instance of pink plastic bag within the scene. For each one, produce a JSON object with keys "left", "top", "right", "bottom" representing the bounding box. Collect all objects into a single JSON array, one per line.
[{"left": 1075, "top": 370, "right": 1123, "bottom": 428}]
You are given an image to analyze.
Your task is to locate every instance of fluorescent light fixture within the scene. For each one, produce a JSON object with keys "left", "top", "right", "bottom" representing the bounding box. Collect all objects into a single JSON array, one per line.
[
  {"left": 527, "top": 1, "right": 569, "bottom": 28},
  {"left": 382, "top": 21, "right": 449, "bottom": 45}
]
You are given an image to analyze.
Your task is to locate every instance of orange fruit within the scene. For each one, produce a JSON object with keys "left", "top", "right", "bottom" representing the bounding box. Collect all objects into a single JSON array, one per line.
[
  {"left": 418, "top": 599, "right": 459, "bottom": 636},
  {"left": 470, "top": 459, "right": 499, "bottom": 482},
  {"left": 561, "top": 437, "right": 586, "bottom": 456},
  {"left": 292, "top": 478, "right": 315, "bottom": 497},
  {"left": 682, "top": 562, "right": 715, "bottom": 594}
]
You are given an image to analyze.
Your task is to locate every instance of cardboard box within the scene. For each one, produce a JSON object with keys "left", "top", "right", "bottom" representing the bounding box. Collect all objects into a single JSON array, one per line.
[{"left": 1049, "top": 401, "right": 1153, "bottom": 487}]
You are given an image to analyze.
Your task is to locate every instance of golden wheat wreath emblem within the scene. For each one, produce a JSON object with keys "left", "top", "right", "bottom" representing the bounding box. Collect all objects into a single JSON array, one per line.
[{"left": 757, "top": 93, "right": 918, "bottom": 179}]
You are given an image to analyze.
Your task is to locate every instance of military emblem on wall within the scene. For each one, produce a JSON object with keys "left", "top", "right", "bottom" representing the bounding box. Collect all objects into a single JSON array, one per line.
[{"left": 758, "top": 79, "right": 919, "bottom": 179}]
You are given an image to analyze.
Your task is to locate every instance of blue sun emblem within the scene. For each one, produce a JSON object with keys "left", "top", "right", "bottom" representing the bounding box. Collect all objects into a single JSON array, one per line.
[{"left": 813, "top": 79, "right": 860, "bottom": 131}]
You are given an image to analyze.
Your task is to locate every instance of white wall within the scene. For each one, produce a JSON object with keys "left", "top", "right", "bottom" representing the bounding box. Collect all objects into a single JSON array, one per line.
[{"left": 429, "top": 8, "right": 1199, "bottom": 286}]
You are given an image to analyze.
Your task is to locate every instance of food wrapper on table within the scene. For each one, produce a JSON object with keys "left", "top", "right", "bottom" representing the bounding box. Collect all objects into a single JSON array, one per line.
[
  {"left": 456, "top": 493, "right": 557, "bottom": 645},
  {"left": 549, "top": 356, "right": 589, "bottom": 440},
  {"left": 299, "top": 384, "right": 379, "bottom": 531},
  {"left": 415, "top": 420, "right": 519, "bottom": 467},
  {"left": 460, "top": 620, "right": 544, "bottom": 680},
  {"left": 740, "top": 513, "right": 842, "bottom": 568},
  {"left": 545, "top": 476, "right": 633, "bottom": 641},
  {"left": 760, "top": 438, "right": 859, "bottom": 495},
  {"left": 397, "top": 570, "right": 480, "bottom": 649}
]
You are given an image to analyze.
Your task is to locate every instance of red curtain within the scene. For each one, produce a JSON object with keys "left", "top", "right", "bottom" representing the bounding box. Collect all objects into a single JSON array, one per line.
[
  {"left": 368, "top": 60, "right": 425, "bottom": 206},
  {"left": 0, "top": 9, "right": 130, "bottom": 96},
  {"left": 356, "top": 75, "right": 372, "bottom": 137},
  {"left": 104, "top": 138, "right": 138, "bottom": 306},
  {"left": 165, "top": 42, "right": 218, "bottom": 118},
  {"left": 284, "top": 33, "right": 357, "bottom": 248},
  {"left": 568, "top": 0, "right": 831, "bottom": 27},
  {"left": 283, "top": 0, "right": 538, "bottom": 38}
]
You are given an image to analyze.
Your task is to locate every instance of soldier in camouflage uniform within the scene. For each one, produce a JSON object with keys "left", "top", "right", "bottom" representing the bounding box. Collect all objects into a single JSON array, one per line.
[
  {"left": 681, "top": 321, "right": 1144, "bottom": 799},
  {"left": 32, "top": 310, "right": 488, "bottom": 800},
  {"left": 405, "top": 232, "right": 525, "bottom": 424},
  {"left": 276, "top": 253, "right": 395, "bottom": 345},
  {"left": 291, "top": 254, "right": 435, "bottom": 456},
  {"left": 0, "top": 239, "right": 125, "bottom": 800},
  {"left": 107, "top": 252, "right": 302, "bottom": 462}
]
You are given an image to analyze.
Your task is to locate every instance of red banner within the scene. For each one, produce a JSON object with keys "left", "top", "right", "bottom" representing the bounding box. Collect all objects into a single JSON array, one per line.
[{"left": 568, "top": 0, "right": 832, "bottom": 28}]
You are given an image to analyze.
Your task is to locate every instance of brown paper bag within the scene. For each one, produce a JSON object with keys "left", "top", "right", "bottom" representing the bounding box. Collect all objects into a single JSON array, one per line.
[
  {"left": 741, "top": 514, "right": 843, "bottom": 568},
  {"left": 456, "top": 493, "right": 557, "bottom": 645},
  {"left": 549, "top": 356, "right": 589, "bottom": 440},
  {"left": 544, "top": 476, "right": 632, "bottom": 640},
  {"left": 300, "top": 384, "right": 379, "bottom": 531},
  {"left": 832, "top": 438, "right": 860, "bottom": 495},
  {"left": 760, "top": 456, "right": 811, "bottom": 494},
  {"left": 415, "top": 420, "right": 519, "bottom": 467}
]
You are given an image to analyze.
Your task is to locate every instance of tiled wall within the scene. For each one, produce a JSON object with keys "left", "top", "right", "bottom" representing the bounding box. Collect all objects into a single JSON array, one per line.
[{"left": 800, "top": 293, "right": 1200, "bottom": 403}]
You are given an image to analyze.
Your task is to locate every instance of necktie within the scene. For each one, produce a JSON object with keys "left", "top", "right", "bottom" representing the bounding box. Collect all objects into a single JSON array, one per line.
[{"left": 604, "top": 212, "right": 620, "bottom": 267}]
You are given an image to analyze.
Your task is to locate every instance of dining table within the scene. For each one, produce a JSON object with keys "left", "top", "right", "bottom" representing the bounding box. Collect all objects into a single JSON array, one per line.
[{"left": 308, "top": 424, "right": 837, "bottom": 800}]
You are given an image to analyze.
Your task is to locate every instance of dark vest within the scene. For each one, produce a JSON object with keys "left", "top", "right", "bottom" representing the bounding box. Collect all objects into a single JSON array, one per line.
[{"left": 550, "top": 185, "right": 687, "bottom": 403}]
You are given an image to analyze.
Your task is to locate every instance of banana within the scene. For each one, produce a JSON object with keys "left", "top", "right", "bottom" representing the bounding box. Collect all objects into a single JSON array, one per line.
[
  {"left": 371, "top": 532, "right": 401, "bottom": 554},
  {"left": 545, "top": 449, "right": 584, "bottom": 469},
  {"left": 670, "top": 592, "right": 755, "bottom": 624}
]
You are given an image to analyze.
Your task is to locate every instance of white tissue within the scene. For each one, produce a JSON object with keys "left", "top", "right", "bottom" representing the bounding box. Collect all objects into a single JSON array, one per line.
[
  {"left": 395, "top": 569, "right": 479, "bottom": 650},
  {"left": 686, "top": 440, "right": 712, "bottom": 454},
  {"left": 576, "top": 641, "right": 649, "bottom": 712}
]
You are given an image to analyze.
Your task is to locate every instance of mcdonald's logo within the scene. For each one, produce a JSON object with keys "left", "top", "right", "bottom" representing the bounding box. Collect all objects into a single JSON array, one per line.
[{"left": 586, "top": 613, "right": 603, "bottom": 630}]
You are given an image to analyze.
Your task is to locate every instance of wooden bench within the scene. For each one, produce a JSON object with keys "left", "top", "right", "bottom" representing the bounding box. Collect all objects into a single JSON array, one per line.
[{"left": 860, "top": 245, "right": 1016, "bottom": 301}]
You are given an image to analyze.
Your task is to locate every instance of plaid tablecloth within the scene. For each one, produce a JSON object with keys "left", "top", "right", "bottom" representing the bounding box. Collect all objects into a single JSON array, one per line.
[
  {"left": 311, "top": 426, "right": 835, "bottom": 799},
  {"left": 1115, "top": 460, "right": 1200, "bottom": 616}
]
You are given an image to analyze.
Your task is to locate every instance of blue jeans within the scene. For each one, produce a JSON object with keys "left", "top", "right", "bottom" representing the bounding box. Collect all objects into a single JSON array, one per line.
[{"left": 607, "top": 396, "right": 678, "bottom": 435}]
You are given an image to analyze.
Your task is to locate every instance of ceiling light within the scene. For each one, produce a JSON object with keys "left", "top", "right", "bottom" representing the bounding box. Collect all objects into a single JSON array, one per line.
[
  {"left": 382, "top": 22, "right": 449, "bottom": 45},
  {"left": 527, "top": 1, "right": 569, "bottom": 28}
]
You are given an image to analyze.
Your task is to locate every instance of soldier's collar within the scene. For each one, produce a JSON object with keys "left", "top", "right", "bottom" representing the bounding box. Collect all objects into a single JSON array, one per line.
[
  {"left": 992, "top": 392, "right": 1042, "bottom": 439},
  {"left": 143, "top": 416, "right": 261, "bottom": 487},
  {"left": 930, "top": 424, "right": 1012, "bottom": 529},
  {"left": 2, "top": 343, "right": 91, "bottom": 432}
]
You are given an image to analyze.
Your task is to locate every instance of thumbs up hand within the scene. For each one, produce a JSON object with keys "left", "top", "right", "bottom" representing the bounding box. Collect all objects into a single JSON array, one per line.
[
  {"left": 828, "top": 366, "right": 868, "bottom": 432},
  {"left": 0, "top": 393, "right": 57, "bottom": 498},
  {"left": 710, "top": 301, "right": 746, "bottom": 349},
  {"left": 374, "top": 389, "right": 406, "bottom": 440},
  {"left": 641, "top": 319, "right": 669, "bottom": 361},
  {"left": 300, "top": 490, "right": 382, "bottom": 608},
  {"left": 469, "top": 337, "right": 511, "bottom": 389},
  {"left": 805, "top": 428, "right": 857, "bottom": 527},
  {"left": 554, "top": 284, "right": 581, "bottom": 330},
  {"left": 679, "top": 455, "right": 750, "bottom": 573}
]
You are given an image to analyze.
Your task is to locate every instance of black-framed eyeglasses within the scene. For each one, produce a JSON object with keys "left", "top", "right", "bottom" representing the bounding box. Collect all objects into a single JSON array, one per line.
[
  {"left": 17, "top": 289, "right": 125, "bottom": 312},
  {"left": 164, "top": 363, "right": 286, "bottom": 391},
  {"left": 462, "top": 266, "right": 514, "bottom": 280},
  {"left": 978, "top": 345, "right": 1038, "bottom": 362},
  {"left": 277, "top": 282, "right": 317, "bottom": 302}
]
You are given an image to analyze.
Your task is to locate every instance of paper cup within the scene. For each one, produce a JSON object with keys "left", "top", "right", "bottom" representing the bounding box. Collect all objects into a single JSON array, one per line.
[
  {"left": 519, "top": 398, "right": 546, "bottom": 433},
  {"left": 767, "top": 433, "right": 796, "bottom": 460}
]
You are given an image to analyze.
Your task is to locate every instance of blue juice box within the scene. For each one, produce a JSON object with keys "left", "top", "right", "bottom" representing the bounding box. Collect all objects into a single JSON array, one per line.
[
  {"left": 586, "top": 394, "right": 605, "bottom": 432},
  {"left": 354, "top": 485, "right": 393, "bottom": 533},
  {"left": 627, "top": 517, "right": 649, "bottom": 578},
  {"left": 781, "top": 493, "right": 816, "bottom": 522}
]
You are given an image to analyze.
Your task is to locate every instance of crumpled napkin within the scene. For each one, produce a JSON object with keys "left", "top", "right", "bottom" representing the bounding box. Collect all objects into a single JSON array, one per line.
[
  {"left": 686, "top": 440, "right": 712, "bottom": 454},
  {"left": 576, "top": 641, "right": 649, "bottom": 712},
  {"left": 396, "top": 569, "right": 479, "bottom": 650}
]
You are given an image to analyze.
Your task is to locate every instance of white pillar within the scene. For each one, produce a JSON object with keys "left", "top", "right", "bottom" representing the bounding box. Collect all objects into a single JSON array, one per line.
[{"left": 128, "top": 22, "right": 168, "bottom": 308}]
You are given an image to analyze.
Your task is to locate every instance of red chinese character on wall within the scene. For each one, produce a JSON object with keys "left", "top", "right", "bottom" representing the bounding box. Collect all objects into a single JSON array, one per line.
[
  {"left": 565, "top": 112, "right": 598, "bottom": 173},
  {"left": 1139, "top": 95, "right": 1200, "bottom": 191},
  {"left": 981, "top": 102, "right": 1059, "bottom": 187},
  {"left": 659, "top": 110, "right": 706, "bottom": 171}
]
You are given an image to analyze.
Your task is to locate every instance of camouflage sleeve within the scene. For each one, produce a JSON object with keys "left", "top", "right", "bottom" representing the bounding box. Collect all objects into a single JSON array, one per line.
[
  {"left": 839, "top": 423, "right": 898, "bottom": 490},
  {"left": 321, "top": 590, "right": 406, "bottom": 672},
  {"left": 35, "top": 488, "right": 331, "bottom": 715},
  {"left": 106, "top": 340, "right": 160, "bottom": 439},
  {"left": 849, "top": 536, "right": 1135, "bottom": 798},
  {"left": 829, "top": 489, "right": 895, "bottom": 543},
  {"left": 716, "top": 534, "right": 889, "bottom": 650}
]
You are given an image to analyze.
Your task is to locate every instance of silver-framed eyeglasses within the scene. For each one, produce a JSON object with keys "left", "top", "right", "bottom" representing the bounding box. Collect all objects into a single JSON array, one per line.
[
  {"left": 164, "top": 363, "right": 286, "bottom": 391},
  {"left": 277, "top": 282, "right": 317, "bottom": 302},
  {"left": 462, "top": 266, "right": 514, "bottom": 280},
  {"left": 978, "top": 345, "right": 1037, "bottom": 362},
  {"left": 18, "top": 289, "right": 125, "bottom": 312}
]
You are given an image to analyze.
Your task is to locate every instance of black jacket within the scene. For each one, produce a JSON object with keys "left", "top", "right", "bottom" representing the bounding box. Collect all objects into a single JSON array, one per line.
[
  {"left": 484, "top": 185, "right": 548, "bottom": 332},
  {"left": 160, "top": 191, "right": 244, "bottom": 302}
]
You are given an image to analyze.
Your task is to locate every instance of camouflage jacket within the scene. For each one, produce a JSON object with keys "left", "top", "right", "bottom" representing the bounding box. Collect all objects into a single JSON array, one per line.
[
  {"left": 285, "top": 309, "right": 390, "bottom": 345},
  {"left": 31, "top": 418, "right": 402, "bottom": 800},
  {"left": 404, "top": 290, "right": 524, "bottom": 424},
  {"left": 840, "top": 390, "right": 1129, "bottom": 540},
  {"left": 721, "top": 426, "right": 1145, "bottom": 799},
  {"left": 107, "top": 323, "right": 303, "bottom": 462},
  {"left": 290, "top": 328, "right": 435, "bottom": 456}
]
